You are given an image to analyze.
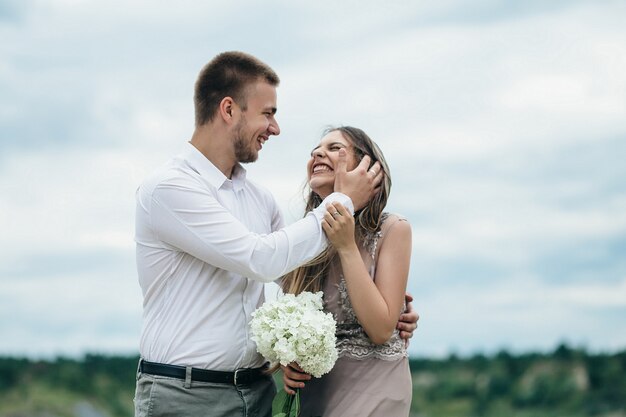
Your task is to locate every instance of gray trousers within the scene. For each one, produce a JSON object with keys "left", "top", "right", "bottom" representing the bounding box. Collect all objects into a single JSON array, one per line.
[{"left": 134, "top": 367, "right": 276, "bottom": 417}]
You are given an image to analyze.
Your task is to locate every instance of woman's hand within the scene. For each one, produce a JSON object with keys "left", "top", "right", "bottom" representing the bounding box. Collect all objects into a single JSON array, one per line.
[
  {"left": 322, "top": 202, "right": 357, "bottom": 252},
  {"left": 281, "top": 362, "right": 311, "bottom": 395}
]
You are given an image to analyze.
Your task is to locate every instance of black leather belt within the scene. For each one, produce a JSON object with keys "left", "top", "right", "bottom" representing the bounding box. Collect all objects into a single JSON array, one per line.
[{"left": 139, "top": 360, "right": 268, "bottom": 385}]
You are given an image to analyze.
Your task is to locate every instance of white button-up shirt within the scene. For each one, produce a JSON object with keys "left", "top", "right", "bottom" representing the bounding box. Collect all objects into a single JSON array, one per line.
[{"left": 135, "top": 143, "right": 353, "bottom": 370}]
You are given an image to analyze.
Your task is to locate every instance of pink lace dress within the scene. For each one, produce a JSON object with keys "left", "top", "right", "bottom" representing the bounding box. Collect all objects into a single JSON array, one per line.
[{"left": 299, "top": 213, "right": 412, "bottom": 417}]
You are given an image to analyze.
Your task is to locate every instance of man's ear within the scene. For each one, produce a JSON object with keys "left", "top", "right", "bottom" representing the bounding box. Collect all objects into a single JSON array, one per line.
[{"left": 219, "top": 97, "right": 236, "bottom": 123}]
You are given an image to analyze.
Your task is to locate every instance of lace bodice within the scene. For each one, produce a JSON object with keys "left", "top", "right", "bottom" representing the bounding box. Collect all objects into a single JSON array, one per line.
[{"left": 322, "top": 213, "right": 408, "bottom": 361}]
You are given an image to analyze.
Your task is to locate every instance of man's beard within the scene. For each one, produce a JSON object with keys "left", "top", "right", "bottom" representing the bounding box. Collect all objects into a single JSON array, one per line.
[{"left": 233, "top": 118, "right": 258, "bottom": 164}]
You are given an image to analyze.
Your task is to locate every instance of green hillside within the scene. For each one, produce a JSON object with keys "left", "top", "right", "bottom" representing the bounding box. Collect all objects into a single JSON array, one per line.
[{"left": 0, "top": 345, "right": 624, "bottom": 417}]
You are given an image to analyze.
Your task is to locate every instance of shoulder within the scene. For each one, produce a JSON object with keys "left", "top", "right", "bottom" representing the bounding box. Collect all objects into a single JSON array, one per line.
[
  {"left": 376, "top": 213, "right": 412, "bottom": 254},
  {"left": 138, "top": 157, "right": 206, "bottom": 200},
  {"left": 369, "top": 213, "right": 411, "bottom": 253},
  {"left": 141, "top": 163, "right": 195, "bottom": 191},
  {"left": 380, "top": 213, "right": 411, "bottom": 235},
  {"left": 376, "top": 213, "right": 412, "bottom": 259}
]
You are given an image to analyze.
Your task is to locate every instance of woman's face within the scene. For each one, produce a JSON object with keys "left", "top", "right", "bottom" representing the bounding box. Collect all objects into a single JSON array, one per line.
[{"left": 307, "top": 130, "right": 359, "bottom": 199}]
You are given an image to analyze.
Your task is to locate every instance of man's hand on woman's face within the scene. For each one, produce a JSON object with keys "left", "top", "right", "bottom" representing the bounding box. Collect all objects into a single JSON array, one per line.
[{"left": 333, "top": 149, "right": 383, "bottom": 211}]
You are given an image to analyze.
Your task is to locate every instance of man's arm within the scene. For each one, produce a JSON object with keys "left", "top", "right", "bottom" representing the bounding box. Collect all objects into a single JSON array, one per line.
[{"left": 145, "top": 179, "right": 351, "bottom": 283}]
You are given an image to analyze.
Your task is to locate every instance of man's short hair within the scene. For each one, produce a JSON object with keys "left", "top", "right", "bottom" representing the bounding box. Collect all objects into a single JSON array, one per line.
[{"left": 194, "top": 51, "right": 280, "bottom": 127}]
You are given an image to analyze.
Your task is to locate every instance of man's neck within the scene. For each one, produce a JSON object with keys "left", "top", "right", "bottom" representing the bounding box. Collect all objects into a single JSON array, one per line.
[{"left": 190, "top": 125, "right": 236, "bottom": 178}]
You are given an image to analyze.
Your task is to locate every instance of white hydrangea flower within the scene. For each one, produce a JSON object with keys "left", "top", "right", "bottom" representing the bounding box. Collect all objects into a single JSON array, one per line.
[{"left": 250, "top": 291, "right": 338, "bottom": 378}]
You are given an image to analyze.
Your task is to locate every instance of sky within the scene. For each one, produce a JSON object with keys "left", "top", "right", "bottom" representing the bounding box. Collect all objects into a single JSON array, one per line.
[{"left": 1, "top": 0, "right": 625, "bottom": 359}]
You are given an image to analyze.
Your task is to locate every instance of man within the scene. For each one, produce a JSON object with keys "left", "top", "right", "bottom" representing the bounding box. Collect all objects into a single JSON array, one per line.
[{"left": 134, "top": 51, "right": 417, "bottom": 417}]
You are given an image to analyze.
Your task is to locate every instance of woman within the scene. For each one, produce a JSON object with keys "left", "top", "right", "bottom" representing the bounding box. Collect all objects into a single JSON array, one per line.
[{"left": 281, "top": 126, "right": 413, "bottom": 416}]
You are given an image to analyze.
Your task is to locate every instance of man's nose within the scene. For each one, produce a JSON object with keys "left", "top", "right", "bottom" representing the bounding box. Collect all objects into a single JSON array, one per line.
[{"left": 268, "top": 119, "right": 280, "bottom": 136}]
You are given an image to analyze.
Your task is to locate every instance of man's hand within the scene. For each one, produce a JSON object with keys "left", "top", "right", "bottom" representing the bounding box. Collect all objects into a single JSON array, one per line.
[
  {"left": 398, "top": 293, "right": 419, "bottom": 347},
  {"left": 333, "top": 149, "right": 383, "bottom": 211}
]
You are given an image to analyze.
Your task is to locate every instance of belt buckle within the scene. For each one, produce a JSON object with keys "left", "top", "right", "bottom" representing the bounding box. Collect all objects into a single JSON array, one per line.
[{"left": 233, "top": 369, "right": 241, "bottom": 385}]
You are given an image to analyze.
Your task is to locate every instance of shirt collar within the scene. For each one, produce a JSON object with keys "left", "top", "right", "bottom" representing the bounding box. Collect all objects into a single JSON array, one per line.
[
  {"left": 230, "top": 163, "right": 247, "bottom": 191},
  {"left": 180, "top": 142, "right": 247, "bottom": 191}
]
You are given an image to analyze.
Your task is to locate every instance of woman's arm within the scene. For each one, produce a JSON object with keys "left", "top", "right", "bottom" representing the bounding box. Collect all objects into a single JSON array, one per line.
[{"left": 323, "top": 203, "right": 412, "bottom": 345}]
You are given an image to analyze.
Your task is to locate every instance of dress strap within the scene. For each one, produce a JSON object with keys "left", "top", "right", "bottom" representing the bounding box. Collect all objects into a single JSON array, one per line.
[{"left": 373, "top": 213, "right": 407, "bottom": 260}]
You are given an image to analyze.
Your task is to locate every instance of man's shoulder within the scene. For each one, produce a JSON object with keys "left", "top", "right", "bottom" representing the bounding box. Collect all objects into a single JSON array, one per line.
[{"left": 139, "top": 157, "right": 204, "bottom": 195}]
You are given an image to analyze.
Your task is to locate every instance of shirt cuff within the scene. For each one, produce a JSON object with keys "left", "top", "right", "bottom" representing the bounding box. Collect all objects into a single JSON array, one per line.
[{"left": 310, "top": 192, "right": 354, "bottom": 221}]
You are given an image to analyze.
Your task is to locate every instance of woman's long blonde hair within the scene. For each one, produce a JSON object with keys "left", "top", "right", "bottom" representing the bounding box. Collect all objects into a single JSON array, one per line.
[{"left": 281, "top": 126, "right": 392, "bottom": 296}]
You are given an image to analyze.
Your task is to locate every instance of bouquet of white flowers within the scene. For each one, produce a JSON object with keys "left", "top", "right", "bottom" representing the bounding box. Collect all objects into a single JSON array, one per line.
[{"left": 250, "top": 291, "right": 338, "bottom": 416}]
